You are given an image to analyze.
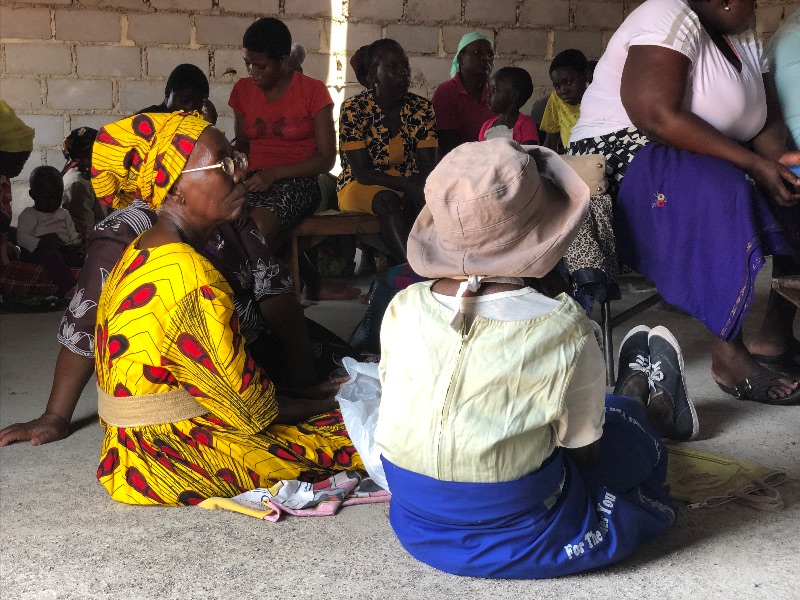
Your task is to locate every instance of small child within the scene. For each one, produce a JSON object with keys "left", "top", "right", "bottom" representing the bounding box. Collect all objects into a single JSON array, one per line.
[
  {"left": 540, "top": 49, "right": 592, "bottom": 153},
  {"left": 478, "top": 67, "right": 539, "bottom": 145},
  {"left": 16, "top": 166, "right": 82, "bottom": 297}
]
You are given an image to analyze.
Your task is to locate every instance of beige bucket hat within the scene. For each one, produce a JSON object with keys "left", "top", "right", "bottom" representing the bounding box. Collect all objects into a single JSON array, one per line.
[{"left": 407, "top": 138, "right": 590, "bottom": 280}]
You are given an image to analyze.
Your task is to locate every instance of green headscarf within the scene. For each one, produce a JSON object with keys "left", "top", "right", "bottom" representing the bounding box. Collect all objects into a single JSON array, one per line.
[{"left": 451, "top": 32, "right": 493, "bottom": 78}]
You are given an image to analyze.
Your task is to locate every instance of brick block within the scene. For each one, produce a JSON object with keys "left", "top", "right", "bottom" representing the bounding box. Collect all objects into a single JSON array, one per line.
[
  {"left": 508, "top": 58, "right": 551, "bottom": 88},
  {"left": 575, "top": 2, "right": 624, "bottom": 29},
  {"left": 24, "top": 114, "right": 66, "bottom": 148},
  {"left": 409, "top": 55, "right": 451, "bottom": 88},
  {"left": 284, "top": 0, "right": 334, "bottom": 18},
  {"left": 147, "top": 47, "right": 209, "bottom": 77},
  {"left": 348, "top": 0, "right": 403, "bottom": 21},
  {"left": 496, "top": 28, "right": 548, "bottom": 57},
  {"left": 386, "top": 24, "right": 438, "bottom": 54},
  {"left": 48, "top": 78, "right": 112, "bottom": 109},
  {"left": 406, "top": 0, "right": 460, "bottom": 22},
  {"left": 301, "top": 52, "right": 331, "bottom": 83},
  {"left": 207, "top": 81, "right": 234, "bottom": 117},
  {"left": 118, "top": 79, "right": 166, "bottom": 112},
  {"left": 45, "top": 147, "right": 66, "bottom": 167},
  {"left": 1, "top": 78, "right": 43, "bottom": 109},
  {"left": 442, "top": 26, "right": 494, "bottom": 54},
  {"left": 77, "top": 46, "right": 141, "bottom": 77},
  {"left": 5, "top": 44, "right": 72, "bottom": 75},
  {"left": 283, "top": 18, "right": 322, "bottom": 52},
  {"left": 68, "top": 113, "right": 119, "bottom": 133},
  {"left": 553, "top": 30, "right": 604, "bottom": 58},
  {"left": 56, "top": 11, "right": 121, "bottom": 43},
  {"left": 213, "top": 48, "right": 245, "bottom": 79},
  {"left": 79, "top": 0, "right": 150, "bottom": 9},
  {"left": 219, "top": 0, "right": 279, "bottom": 15},
  {"left": 756, "top": 5, "right": 785, "bottom": 33},
  {"left": 195, "top": 15, "right": 255, "bottom": 47},
  {"left": 0, "top": 8, "right": 52, "bottom": 40},
  {"left": 149, "top": 0, "right": 210, "bottom": 10},
  {"left": 465, "top": 0, "right": 516, "bottom": 25},
  {"left": 127, "top": 13, "right": 191, "bottom": 45},
  {"left": 519, "top": 0, "right": 570, "bottom": 27},
  {"left": 323, "top": 21, "right": 381, "bottom": 54}
]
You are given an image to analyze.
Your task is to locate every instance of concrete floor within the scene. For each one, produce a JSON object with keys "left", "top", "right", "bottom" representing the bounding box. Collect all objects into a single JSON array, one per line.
[{"left": 1, "top": 264, "right": 799, "bottom": 600}]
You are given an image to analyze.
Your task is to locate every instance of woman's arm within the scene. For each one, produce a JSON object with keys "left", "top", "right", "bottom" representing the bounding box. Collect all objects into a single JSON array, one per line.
[
  {"left": 232, "top": 111, "right": 250, "bottom": 156},
  {"left": 543, "top": 132, "right": 560, "bottom": 152},
  {"left": 244, "top": 105, "right": 337, "bottom": 193},
  {"left": 0, "top": 349, "right": 93, "bottom": 446},
  {"left": 621, "top": 45, "right": 799, "bottom": 206}
]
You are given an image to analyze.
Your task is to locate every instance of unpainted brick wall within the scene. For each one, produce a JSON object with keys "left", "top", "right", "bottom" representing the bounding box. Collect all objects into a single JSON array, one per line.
[{"left": 0, "top": 0, "right": 796, "bottom": 212}]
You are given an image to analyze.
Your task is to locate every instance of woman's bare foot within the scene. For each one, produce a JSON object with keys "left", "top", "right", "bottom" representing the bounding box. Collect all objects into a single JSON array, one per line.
[{"left": 711, "top": 337, "right": 799, "bottom": 401}]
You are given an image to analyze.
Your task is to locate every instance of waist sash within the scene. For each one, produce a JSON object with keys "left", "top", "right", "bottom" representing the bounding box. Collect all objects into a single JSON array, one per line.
[{"left": 97, "top": 385, "right": 207, "bottom": 428}]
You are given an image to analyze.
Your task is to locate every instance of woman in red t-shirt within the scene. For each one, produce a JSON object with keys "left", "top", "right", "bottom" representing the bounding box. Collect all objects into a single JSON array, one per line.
[{"left": 229, "top": 18, "right": 337, "bottom": 250}]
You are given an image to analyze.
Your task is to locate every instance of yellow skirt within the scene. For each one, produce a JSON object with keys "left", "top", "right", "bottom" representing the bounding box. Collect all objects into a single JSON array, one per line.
[{"left": 337, "top": 180, "right": 405, "bottom": 214}]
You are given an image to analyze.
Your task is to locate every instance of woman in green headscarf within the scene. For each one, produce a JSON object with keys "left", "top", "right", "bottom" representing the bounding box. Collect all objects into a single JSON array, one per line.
[{"left": 431, "top": 32, "right": 496, "bottom": 156}]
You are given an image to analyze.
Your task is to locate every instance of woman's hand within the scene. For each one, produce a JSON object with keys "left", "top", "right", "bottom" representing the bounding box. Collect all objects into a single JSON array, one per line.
[
  {"left": 0, "top": 412, "right": 70, "bottom": 447},
  {"left": 244, "top": 169, "right": 280, "bottom": 193},
  {"left": 748, "top": 154, "right": 800, "bottom": 207},
  {"left": 273, "top": 376, "right": 349, "bottom": 425}
]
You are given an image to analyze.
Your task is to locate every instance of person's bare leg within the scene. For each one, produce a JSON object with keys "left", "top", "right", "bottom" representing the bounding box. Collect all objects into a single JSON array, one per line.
[
  {"left": 249, "top": 206, "right": 286, "bottom": 252},
  {"left": 749, "top": 255, "right": 799, "bottom": 360},
  {"left": 711, "top": 333, "right": 799, "bottom": 400},
  {"left": 372, "top": 190, "right": 409, "bottom": 264}
]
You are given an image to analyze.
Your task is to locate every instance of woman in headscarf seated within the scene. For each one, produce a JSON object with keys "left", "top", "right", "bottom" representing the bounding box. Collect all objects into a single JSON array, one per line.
[
  {"left": 431, "top": 32, "right": 496, "bottom": 157},
  {"left": 376, "top": 139, "right": 697, "bottom": 579},
  {"left": 0, "top": 113, "right": 360, "bottom": 504},
  {"left": 0, "top": 112, "right": 364, "bottom": 507},
  {"left": 337, "top": 39, "right": 438, "bottom": 264}
]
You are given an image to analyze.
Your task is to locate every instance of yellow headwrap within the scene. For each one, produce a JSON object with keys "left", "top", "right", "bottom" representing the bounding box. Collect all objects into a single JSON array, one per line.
[
  {"left": 0, "top": 101, "right": 35, "bottom": 153},
  {"left": 91, "top": 111, "right": 211, "bottom": 210}
]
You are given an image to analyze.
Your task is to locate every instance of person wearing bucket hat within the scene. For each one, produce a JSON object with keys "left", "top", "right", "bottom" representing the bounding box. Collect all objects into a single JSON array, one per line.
[
  {"left": 432, "top": 32, "right": 496, "bottom": 157},
  {"left": 60, "top": 127, "right": 106, "bottom": 235},
  {"left": 0, "top": 112, "right": 366, "bottom": 509},
  {"left": 374, "top": 138, "right": 687, "bottom": 579}
]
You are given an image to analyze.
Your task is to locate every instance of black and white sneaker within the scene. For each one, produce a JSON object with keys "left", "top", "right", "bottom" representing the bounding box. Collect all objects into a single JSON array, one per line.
[
  {"left": 647, "top": 326, "right": 699, "bottom": 441},
  {"left": 613, "top": 325, "right": 652, "bottom": 399}
]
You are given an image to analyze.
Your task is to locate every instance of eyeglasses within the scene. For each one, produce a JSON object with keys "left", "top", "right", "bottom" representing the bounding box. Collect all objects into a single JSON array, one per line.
[{"left": 182, "top": 153, "right": 248, "bottom": 177}]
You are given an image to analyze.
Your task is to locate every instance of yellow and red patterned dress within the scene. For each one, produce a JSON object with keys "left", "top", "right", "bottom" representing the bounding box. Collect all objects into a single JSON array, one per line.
[{"left": 94, "top": 238, "right": 361, "bottom": 506}]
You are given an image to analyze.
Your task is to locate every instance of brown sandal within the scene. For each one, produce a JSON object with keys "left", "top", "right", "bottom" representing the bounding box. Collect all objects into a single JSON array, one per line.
[{"left": 716, "top": 370, "right": 800, "bottom": 406}]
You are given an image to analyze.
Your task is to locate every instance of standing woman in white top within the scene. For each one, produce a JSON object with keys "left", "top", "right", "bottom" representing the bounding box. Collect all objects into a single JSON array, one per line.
[{"left": 569, "top": 0, "right": 800, "bottom": 405}]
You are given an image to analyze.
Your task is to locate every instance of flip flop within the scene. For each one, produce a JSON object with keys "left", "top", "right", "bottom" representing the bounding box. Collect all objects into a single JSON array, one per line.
[{"left": 716, "top": 370, "right": 800, "bottom": 406}]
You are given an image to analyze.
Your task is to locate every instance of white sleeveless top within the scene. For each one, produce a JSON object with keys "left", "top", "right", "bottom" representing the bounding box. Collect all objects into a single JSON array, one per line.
[{"left": 571, "top": 0, "right": 767, "bottom": 144}]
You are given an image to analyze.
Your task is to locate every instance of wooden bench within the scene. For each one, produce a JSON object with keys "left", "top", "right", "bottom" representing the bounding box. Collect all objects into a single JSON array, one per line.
[{"left": 289, "top": 210, "right": 381, "bottom": 297}]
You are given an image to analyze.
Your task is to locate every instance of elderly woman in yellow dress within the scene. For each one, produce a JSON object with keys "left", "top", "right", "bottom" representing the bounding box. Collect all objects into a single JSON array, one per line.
[{"left": 83, "top": 112, "right": 361, "bottom": 505}]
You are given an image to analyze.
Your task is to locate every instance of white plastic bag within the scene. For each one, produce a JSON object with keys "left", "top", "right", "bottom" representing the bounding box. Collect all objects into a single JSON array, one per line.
[{"left": 335, "top": 357, "right": 388, "bottom": 491}]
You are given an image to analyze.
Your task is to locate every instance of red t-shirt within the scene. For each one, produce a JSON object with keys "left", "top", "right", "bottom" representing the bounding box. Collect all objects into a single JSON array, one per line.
[
  {"left": 431, "top": 74, "right": 496, "bottom": 144},
  {"left": 228, "top": 72, "right": 333, "bottom": 170}
]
